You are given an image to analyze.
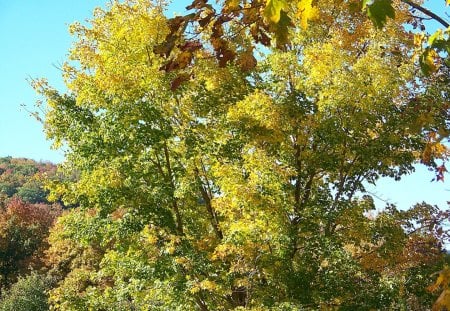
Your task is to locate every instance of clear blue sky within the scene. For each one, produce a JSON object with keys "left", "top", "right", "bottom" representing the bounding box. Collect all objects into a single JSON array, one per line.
[{"left": 0, "top": 0, "right": 448, "bottom": 210}]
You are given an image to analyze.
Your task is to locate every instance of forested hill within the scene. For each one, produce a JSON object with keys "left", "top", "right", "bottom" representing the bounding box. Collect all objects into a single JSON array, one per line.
[
  {"left": 0, "top": 156, "right": 56, "bottom": 204},
  {"left": 0, "top": 157, "right": 61, "bottom": 310}
]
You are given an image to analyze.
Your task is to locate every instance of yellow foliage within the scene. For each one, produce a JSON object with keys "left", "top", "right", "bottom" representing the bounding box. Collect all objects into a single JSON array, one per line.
[
  {"left": 227, "top": 90, "right": 283, "bottom": 142},
  {"left": 429, "top": 266, "right": 450, "bottom": 292},
  {"left": 199, "top": 279, "right": 217, "bottom": 291},
  {"left": 428, "top": 266, "right": 450, "bottom": 311},
  {"left": 297, "top": 0, "right": 319, "bottom": 29},
  {"left": 224, "top": 0, "right": 241, "bottom": 11},
  {"left": 141, "top": 226, "right": 158, "bottom": 245},
  {"left": 422, "top": 141, "right": 449, "bottom": 164},
  {"left": 34, "top": 0, "right": 450, "bottom": 309},
  {"left": 422, "top": 49, "right": 439, "bottom": 73},
  {"left": 433, "top": 289, "right": 450, "bottom": 311},
  {"left": 67, "top": 1, "right": 169, "bottom": 106},
  {"left": 414, "top": 33, "right": 425, "bottom": 47}
]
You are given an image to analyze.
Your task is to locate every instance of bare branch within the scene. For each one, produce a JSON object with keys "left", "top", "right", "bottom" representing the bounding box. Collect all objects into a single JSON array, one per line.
[{"left": 401, "top": 0, "right": 450, "bottom": 28}]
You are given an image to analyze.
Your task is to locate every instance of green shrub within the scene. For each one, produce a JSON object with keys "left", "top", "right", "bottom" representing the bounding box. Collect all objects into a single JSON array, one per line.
[{"left": 0, "top": 272, "right": 50, "bottom": 311}]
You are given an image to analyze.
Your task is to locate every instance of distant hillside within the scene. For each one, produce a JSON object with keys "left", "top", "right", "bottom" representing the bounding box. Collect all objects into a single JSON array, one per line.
[
  {"left": 0, "top": 157, "right": 61, "bottom": 295},
  {"left": 0, "top": 157, "right": 57, "bottom": 205}
]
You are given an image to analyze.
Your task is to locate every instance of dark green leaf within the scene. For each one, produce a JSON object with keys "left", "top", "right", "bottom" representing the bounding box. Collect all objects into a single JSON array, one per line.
[{"left": 362, "top": 0, "right": 395, "bottom": 29}]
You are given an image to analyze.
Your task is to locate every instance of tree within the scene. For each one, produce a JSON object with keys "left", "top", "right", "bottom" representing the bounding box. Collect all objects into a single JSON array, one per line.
[
  {"left": 0, "top": 272, "right": 52, "bottom": 311},
  {"left": 0, "top": 198, "right": 61, "bottom": 288},
  {"left": 33, "top": 0, "right": 450, "bottom": 309},
  {"left": 17, "top": 180, "right": 49, "bottom": 204}
]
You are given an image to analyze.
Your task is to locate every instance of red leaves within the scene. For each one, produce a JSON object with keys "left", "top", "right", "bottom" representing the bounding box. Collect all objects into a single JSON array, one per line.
[
  {"left": 250, "top": 24, "right": 272, "bottom": 46},
  {"left": 430, "top": 163, "right": 447, "bottom": 182},
  {"left": 167, "top": 16, "right": 186, "bottom": 33},
  {"left": 217, "top": 46, "right": 237, "bottom": 68},
  {"left": 162, "top": 51, "right": 193, "bottom": 72},
  {"left": 0, "top": 198, "right": 62, "bottom": 284},
  {"left": 436, "top": 164, "right": 447, "bottom": 182},
  {"left": 198, "top": 13, "right": 214, "bottom": 27},
  {"left": 179, "top": 40, "right": 203, "bottom": 53},
  {"left": 159, "top": 0, "right": 267, "bottom": 79},
  {"left": 170, "top": 73, "right": 191, "bottom": 91},
  {"left": 3, "top": 197, "right": 62, "bottom": 232},
  {"left": 160, "top": 41, "right": 203, "bottom": 73}
]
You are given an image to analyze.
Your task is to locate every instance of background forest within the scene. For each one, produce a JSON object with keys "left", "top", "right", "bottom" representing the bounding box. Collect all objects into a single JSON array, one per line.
[{"left": 2, "top": 0, "right": 450, "bottom": 310}]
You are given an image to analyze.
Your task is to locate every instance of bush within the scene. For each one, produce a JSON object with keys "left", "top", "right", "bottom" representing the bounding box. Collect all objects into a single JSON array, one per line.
[{"left": 0, "top": 272, "right": 50, "bottom": 311}]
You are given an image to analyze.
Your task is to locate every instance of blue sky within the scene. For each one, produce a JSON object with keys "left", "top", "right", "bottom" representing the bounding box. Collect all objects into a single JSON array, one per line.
[{"left": 0, "top": 0, "right": 448, "bottom": 210}]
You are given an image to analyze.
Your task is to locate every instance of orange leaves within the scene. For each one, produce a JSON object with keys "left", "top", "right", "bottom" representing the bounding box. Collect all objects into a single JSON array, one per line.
[
  {"left": 158, "top": 0, "right": 286, "bottom": 78},
  {"left": 429, "top": 268, "right": 450, "bottom": 292},
  {"left": 433, "top": 290, "right": 450, "bottom": 311},
  {"left": 218, "top": 49, "right": 237, "bottom": 68},
  {"left": 162, "top": 51, "right": 193, "bottom": 72},
  {"left": 249, "top": 24, "right": 271, "bottom": 46},
  {"left": 161, "top": 41, "right": 202, "bottom": 73},
  {"left": 0, "top": 198, "right": 62, "bottom": 285},
  {"left": 159, "top": 40, "right": 203, "bottom": 90},
  {"left": 236, "top": 50, "right": 257, "bottom": 72},
  {"left": 223, "top": 0, "right": 241, "bottom": 13},
  {"left": 421, "top": 131, "right": 449, "bottom": 170}
]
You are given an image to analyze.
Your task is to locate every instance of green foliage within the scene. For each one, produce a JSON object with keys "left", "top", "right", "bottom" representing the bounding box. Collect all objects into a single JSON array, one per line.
[
  {"left": 0, "top": 272, "right": 51, "bottom": 311},
  {"left": 30, "top": 0, "right": 450, "bottom": 310},
  {"left": 0, "top": 157, "right": 56, "bottom": 204},
  {"left": 362, "top": 0, "right": 395, "bottom": 29},
  {"left": 17, "top": 180, "right": 49, "bottom": 204}
]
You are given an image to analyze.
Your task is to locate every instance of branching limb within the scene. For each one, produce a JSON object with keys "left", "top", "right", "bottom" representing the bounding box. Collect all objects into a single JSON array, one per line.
[{"left": 401, "top": 0, "right": 449, "bottom": 28}]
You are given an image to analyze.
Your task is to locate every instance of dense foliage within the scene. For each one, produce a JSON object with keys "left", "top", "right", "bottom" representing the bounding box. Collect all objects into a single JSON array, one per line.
[
  {"left": 0, "top": 158, "right": 60, "bottom": 301},
  {"left": 0, "top": 157, "right": 56, "bottom": 205},
  {"left": 17, "top": 0, "right": 450, "bottom": 310},
  {"left": 0, "top": 272, "right": 52, "bottom": 311}
]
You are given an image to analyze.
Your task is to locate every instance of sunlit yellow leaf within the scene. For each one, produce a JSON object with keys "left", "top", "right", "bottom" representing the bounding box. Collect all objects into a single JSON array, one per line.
[
  {"left": 414, "top": 33, "right": 424, "bottom": 47},
  {"left": 264, "top": 0, "right": 287, "bottom": 23},
  {"left": 433, "top": 289, "right": 450, "bottom": 311},
  {"left": 297, "top": 0, "right": 318, "bottom": 29},
  {"left": 419, "top": 49, "right": 438, "bottom": 75}
]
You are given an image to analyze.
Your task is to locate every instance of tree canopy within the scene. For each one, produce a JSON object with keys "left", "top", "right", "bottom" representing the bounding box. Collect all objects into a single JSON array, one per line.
[{"left": 29, "top": 0, "right": 450, "bottom": 310}]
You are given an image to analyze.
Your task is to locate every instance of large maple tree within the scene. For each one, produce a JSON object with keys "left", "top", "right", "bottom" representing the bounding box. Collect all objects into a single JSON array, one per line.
[{"left": 31, "top": 0, "right": 450, "bottom": 309}]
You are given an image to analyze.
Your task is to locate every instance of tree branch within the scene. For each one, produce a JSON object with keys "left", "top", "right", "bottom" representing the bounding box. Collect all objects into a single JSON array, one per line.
[
  {"left": 194, "top": 166, "right": 223, "bottom": 240},
  {"left": 401, "top": 0, "right": 449, "bottom": 28},
  {"left": 163, "top": 141, "right": 184, "bottom": 235}
]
